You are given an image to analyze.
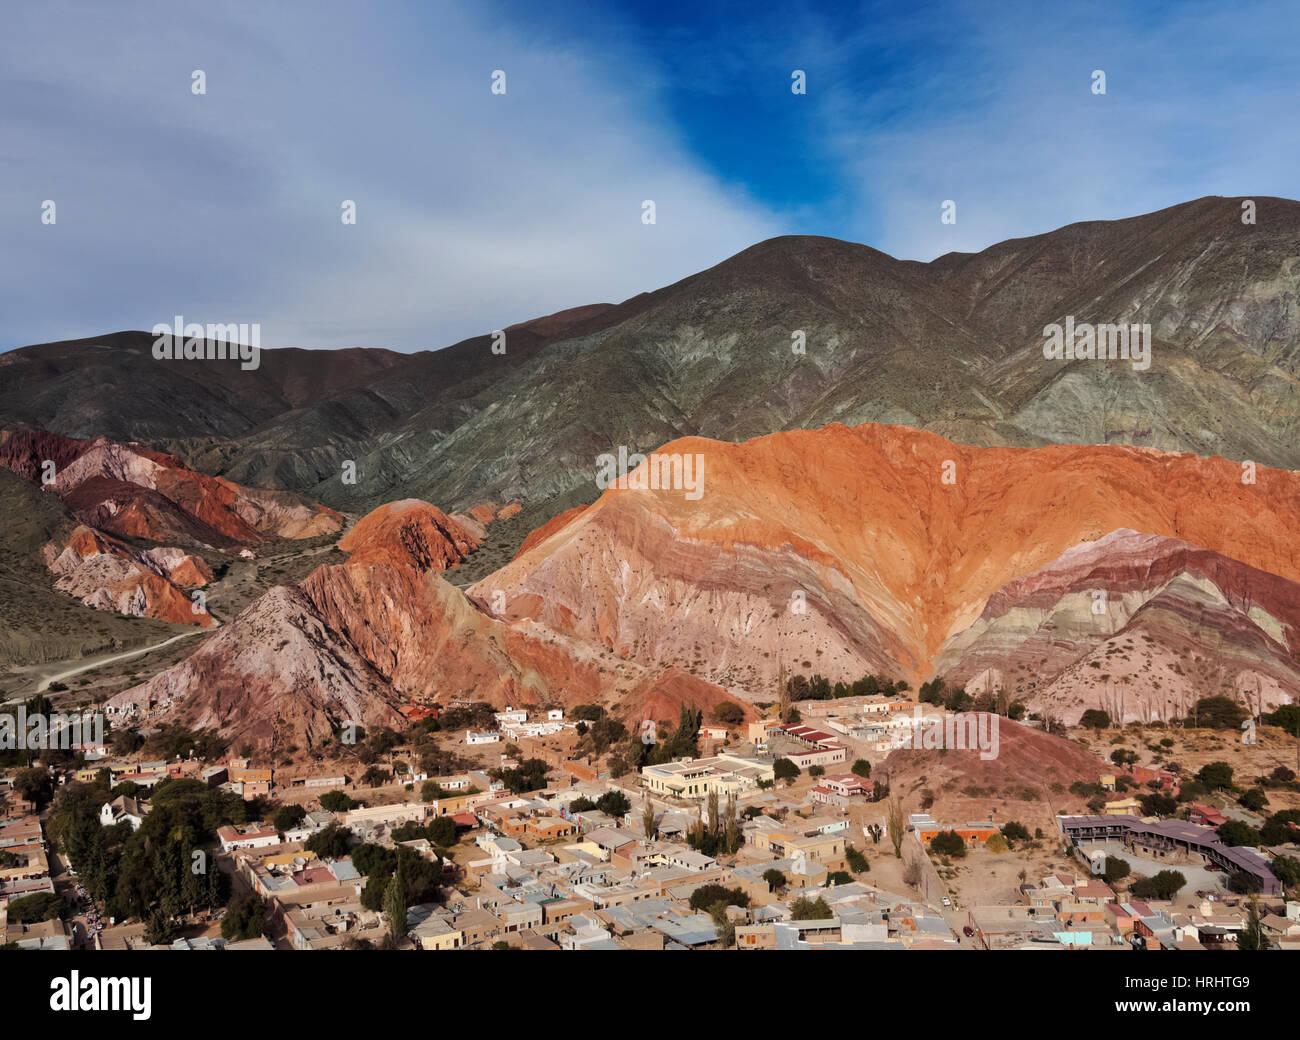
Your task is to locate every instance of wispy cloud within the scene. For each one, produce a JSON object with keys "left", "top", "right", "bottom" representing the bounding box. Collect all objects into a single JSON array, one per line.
[{"left": 0, "top": 1, "right": 784, "bottom": 350}]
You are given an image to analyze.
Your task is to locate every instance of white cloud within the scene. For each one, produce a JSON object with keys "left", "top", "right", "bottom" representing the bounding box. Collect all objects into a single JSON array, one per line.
[{"left": 0, "top": 0, "right": 784, "bottom": 350}]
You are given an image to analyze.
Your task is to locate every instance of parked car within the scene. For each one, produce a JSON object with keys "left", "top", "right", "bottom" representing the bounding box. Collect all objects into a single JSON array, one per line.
[
  {"left": 962, "top": 925, "right": 974, "bottom": 938},
  {"left": 941, "top": 896, "right": 951, "bottom": 907}
]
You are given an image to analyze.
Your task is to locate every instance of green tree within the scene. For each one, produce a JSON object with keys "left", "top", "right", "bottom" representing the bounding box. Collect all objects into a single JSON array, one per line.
[
  {"left": 930, "top": 830, "right": 966, "bottom": 858},
  {"left": 761, "top": 868, "right": 786, "bottom": 892},
  {"left": 1216, "top": 820, "right": 1261, "bottom": 847},
  {"left": 1079, "top": 709, "right": 1111, "bottom": 729},
  {"left": 5, "top": 891, "right": 64, "bottom": 923},
  {"left": 687, "top": 884, "right": 748, "bottom": 912},
  {"left": 273, "top": 803, "right": 307, "bottom": 832},
  {"left": 712, "top": 701, "right": 745, "bottom": 726},
  {"left": 144, "top": 908, "right": 173, "bottom": 946},
  {"left": 1237, "top": 898, "right": 1267, "bottom": 950},
  {"left": 851, "top": 759, "right": 872, "bottom": 778},
  {"left": 789, "top": 895, "right": 833, "bottom": 920},
  {"left": 319, "top": 790, "right": 356, "bottom": 813},
  {"left": 1130, "top": 869, "right": 1186, "bottom": 900},
  {"left": 385, "top": 862, "right": 408, "bottom": 943},
  {"left": 1102, "top": 856, "right": 1131, "bottom": 886},
  {"left": 773, "top": 758, "right": 801, "bottom": 784},
  {"left": 1197, "top": 761, "right": 1235, "bottom": 790}
]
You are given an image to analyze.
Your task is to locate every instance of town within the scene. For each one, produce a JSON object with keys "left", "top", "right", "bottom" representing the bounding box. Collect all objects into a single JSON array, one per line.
[{"left": 3, "top": 688, "right": 1298, "bottom": 952}]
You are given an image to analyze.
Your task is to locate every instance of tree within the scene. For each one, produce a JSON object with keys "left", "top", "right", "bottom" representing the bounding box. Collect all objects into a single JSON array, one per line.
[
  {"left": 427, "top": 815, "right": 457, "bottom": 848},
  {"left": 1130, "top": 869, "right": 1186, "bottom": 900},
  {"left": 1190, "top": 696, "right": 1249, "bottom": 730},
  {"left": 273, "top": 803, "right": 307, "bottom": 832},
  {"left": 595, "top": 790, "right": 631, "bottom": 818},
  {"left": 1102, "top": 856, "right": 1131, "bottom": 886},
  {"left": 930, "top": 831, "right": 966, "bottom": 858},
  {"left": 773, "top": 758, "right": 801, "bottom": 784},
  {"left": 5, "top": 891, "right": 64, "bottom": 923},
  {"left": 985, "top": 832, "right": 1008, "bottom": 854},
  {"left": 319, "top": 790, "right": 356, "bottom": 813},
  {"left": 762, "top": 868, "right": 786, "bottom": 892},
  {"left": 1239, "top": 787, "right": 1269, "bottom": 813},
  {"left": 1110, "top": 748, "right": 1138, "bottom": 767},
  {"left": 851, "top": 759, "right": 872, "bottom": 778},
  {"left": 789, "top": 895, "right": 832, "bottom": 920},
  {"left": 385, "top": 862, "right": 408, "bottom": 943},
  {"left": 13, "top": 767, "right": 53, "bottom": 806},
  {"left": 887, "top": 797, "right": 905, "bottom": 859},
  {"left": 1138, "top": 793, "right": 1177, "bottom": 817},
  {"left": 1271, "top": 855, "right": 1300, "bottom": 888},
  {"left": 1000, "top": 821, "right": 1030, "bottom": 844},
  {"left": 712, "top": 701, "right": 745, "bottom": 726},
  {"left": 1197, "top": 761, "right": 1234, "bottom": 790},
  {"left": 1079, "top": 709, "right": 1111, "bottom": 729},
  {"left": 845, "top": 845, "right": 869, "bottom": 873},
  {"left": 687, "top": 884, "right": 748, "bottom": 912},
  {"left": 641, "top": 801, "right": 656, "bottom": 840},
  {"left": 144, "top": 908, "right": 173, "bottom": 946},
  {"left": 1216, "top": 820, "right": 1261, "bottom": 847},
  {"left": 221, "top": 892, "right": 268, "bottom": 941},
  {"left": 1237, "top": 898, "right": 1267, "bottom": 950},
  {"left": 305, "top": 822, "right": 352, "bottom": 859}
]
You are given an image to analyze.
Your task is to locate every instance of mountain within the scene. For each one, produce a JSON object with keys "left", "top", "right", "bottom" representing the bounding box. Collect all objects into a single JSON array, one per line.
[
  {"left": 0, "top": 428, "right": 342, "bottom": 647},
  {"left": 0, "top": 467, "right": 179, "bottom": 668},
  {"left": 3, "top": 196, "right": 1298, "bottom": 521},
  {"left": 0, "top": 429, "right": 342, "bottom": 550},
  {"left": 471, "top": 423, "right": 1300, "bottom": 701},
  {"left": 117, "top": 423, "right": 1300, "bottom": 752},
  {"left": 936, "top": 529, "right": 1300, "bottom": 723}
]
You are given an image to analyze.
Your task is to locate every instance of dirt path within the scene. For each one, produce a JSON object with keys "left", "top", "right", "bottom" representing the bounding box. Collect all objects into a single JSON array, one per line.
[{"left": 7, "top": 629, "right": 208, "bottom": 701}]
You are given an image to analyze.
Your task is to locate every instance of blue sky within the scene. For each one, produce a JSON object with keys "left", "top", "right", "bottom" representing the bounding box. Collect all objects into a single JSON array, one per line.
[{"left": 2, "top": 0, "right": 1297, "bottom": 351}]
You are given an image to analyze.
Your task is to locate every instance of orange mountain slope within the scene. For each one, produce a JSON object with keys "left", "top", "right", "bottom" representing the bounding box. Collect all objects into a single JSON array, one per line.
[{"left": 474, "top": 423, "right": 1300, "bottom": 694}]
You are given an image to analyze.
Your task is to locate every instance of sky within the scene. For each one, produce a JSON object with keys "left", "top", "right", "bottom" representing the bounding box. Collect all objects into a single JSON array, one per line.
[{"left": 2, "top": 0, "right": 1297, "bottom": 352}]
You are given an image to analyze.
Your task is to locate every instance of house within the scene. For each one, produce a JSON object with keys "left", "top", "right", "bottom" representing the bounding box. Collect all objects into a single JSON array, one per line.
[
  {"left": 910, "top": 814, "right": 999, "bottom": 846},
  {"left": 230, "top": 768, "right": 273, "bottom": 800},
  {"left": 1102, "top": 796, "right": 1142, "bottom": 816},
  {"left": 99, "top": 796, "right": 150, "bottom": 831},
  {"left": 1186, "top": 803, "right": 1229, "bottom": 828},
  {"left": 467, "top": 731, "right": 501, "bottom": 746},
  {"left": 217, "top": 822, "right": 281, "bottom": 853},
  {"left": 810, "top": 773, "right": 874, "bottom": 806}
]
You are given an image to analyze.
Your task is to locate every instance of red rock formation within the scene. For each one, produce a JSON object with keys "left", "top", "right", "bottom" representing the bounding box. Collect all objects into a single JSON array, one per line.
[
  {"left": 621, "top": 668, "right": 755, "bottom": 728},
  {"left": 0, "top": 428, "right": 340, "bottom": 549},
  {"left": 937, "top": 529, "right": 1300, "bottom": 722},
  {"left": 514, "top": 505, "right": 586, "bottom": 560},
  {"left": 339, "top": 499, "right": 479, "bottom": 571},
  {"left": 479, "top": 423, "right": 1300, "bottom": 696},
  {"left": 43, "top": 524, "right": 214, "bottom": 626},
  {"left": 106, "top": 585, "right": 404, "bottom": 750}
]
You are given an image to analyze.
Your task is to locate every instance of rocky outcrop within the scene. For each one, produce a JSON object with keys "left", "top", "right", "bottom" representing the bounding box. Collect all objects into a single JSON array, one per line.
[
  {"left": 106, "top": 585, "right": 405, "bottom": 751},
  {"left": 42, "top": 525, "right": 215, "bottom": 626},
  {"left": 339, "top": 499, "right": 480, "bottom": 571},
  {"left": 0, "top": 428, "right": 341, "bottom": 549},
  {"left": 474, "top": 423, "right": 1300, "bottom": 703},
  {"left": 936, "top": 529, "right": 1300, "bottom": 722}
]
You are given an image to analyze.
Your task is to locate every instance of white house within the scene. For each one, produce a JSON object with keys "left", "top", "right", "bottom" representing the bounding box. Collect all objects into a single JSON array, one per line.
[
  {"left": 99, "top": 796, "right": 149, "bottom": 831},
  {"left": 467, "top": 731, "right": 501, "bottom": 746}
]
